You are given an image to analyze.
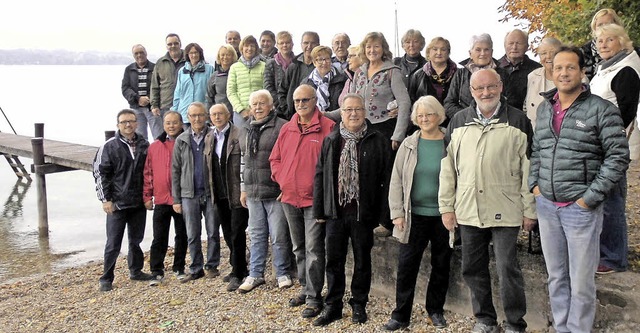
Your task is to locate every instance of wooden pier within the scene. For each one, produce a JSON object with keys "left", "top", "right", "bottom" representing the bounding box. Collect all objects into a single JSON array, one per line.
[{"left": 0, "top": 124, "right": 111, "bottom": 237}]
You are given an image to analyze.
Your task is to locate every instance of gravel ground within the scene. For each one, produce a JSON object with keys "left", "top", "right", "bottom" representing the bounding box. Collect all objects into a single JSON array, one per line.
[{"left": 0, "top": 246, "right": 482, "bottom": 333}]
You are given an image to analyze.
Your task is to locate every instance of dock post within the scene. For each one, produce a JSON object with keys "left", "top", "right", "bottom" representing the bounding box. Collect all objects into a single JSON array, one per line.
[
  {"left": 31, "top": 137, "right": 49, "bottom": 238},
  {"left": 104, "top": 130, "right": 115, "bottom": 141},
  {"left": 34, "top": 123, "right": 44, "bottom": 138}
]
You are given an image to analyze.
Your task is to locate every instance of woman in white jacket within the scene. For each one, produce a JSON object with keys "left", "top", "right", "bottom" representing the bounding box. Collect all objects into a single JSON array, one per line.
[
  {"left": 590, "top": 23, "right": 640, "bottom": 274},
  {"left": 382, "top": 96, "right": 452, "bottom": 331}
]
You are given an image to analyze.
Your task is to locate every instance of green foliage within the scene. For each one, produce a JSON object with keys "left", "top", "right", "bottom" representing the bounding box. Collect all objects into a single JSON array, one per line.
[{"left": 499, "top": 0, "right": 640, "bottom": 48}]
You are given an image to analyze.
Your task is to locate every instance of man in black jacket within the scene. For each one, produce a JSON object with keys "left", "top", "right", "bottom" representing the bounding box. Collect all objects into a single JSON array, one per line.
[
  {"left": 312, "top": 93, "right": 390, "bottom": 326},
  {"left": 93, "top": 109, "right": 152, "bottom": 292},
  {"left": 121, "top": 44, "right": 157, "bottom": 141}
]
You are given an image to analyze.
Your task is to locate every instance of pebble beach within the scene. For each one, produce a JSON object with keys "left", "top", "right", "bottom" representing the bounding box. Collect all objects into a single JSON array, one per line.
[{"left": 0, "top": 245, "right": 483, "bottom": 333}]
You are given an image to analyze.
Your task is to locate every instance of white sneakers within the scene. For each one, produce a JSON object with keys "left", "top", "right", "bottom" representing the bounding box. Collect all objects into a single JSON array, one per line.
[
  {"left": 277, "top": 275, "right": 293, "bottom": 289},
  {"left": 238, "top": 276, "right": 265, "bottom": 293}
]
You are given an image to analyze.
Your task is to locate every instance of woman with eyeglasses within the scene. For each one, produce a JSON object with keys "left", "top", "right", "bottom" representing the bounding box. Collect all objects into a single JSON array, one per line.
[
  {"left": 172, "top": 43, "right": 215, "bottom": 125},
  {"left": 383, "top": 96, "right": 452, "bottom": 331},
  {"left": 300, "top": 46, "right": 347, "bottom": 112}
]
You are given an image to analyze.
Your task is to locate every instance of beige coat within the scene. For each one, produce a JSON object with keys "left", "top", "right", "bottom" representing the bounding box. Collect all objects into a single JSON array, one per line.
[{"left": 389, "top": 130, "right": 444, "bottom": 243}]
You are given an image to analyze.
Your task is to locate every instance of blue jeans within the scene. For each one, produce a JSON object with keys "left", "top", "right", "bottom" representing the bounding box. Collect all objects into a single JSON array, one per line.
[
  {"left": 282, "top": 203, "right": 325, "bottom": 307},
  {"left": 459, "top": 225, "right": 527, "bottom": 331},
  {"left": 536, "top": 195, "right": 603, "bottom": 333},
  {"left": 600, "top": 175, "right": 628, "bottom": 271},
  {"left": 100, "top": 207, "right": 147, "bottom": 283},
  {"left": 246, "top": 198, "right": 291, "bottom": 278},
  {"left": 182, "top": 195, "right": 220, "bottom": 274},
  {"left": 133, "top": 106, "right": 163, "bottom": 141}
]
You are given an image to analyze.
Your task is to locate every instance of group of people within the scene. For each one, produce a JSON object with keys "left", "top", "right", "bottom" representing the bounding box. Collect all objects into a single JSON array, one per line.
[{"left": 99, "top": 8, "right": 637, "bottom": 332}]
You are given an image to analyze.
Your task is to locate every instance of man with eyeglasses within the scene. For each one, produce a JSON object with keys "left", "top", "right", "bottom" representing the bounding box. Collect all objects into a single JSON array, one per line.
[
  {"left": 277, "top": 31, "right": 320, "bottom": 120},
  {"left": 270, "top": 84, "right": 335, "bottom": 319},
  {"left": 94, "top": 109, "right": 152, "bottom": 292},
  {"left": 150, "top": 33, "right": 186, "bottom": 127},
  {"left": 439, "top": 69, "right": 535, "bottom": 333},
  {"left": 172, "top": 102, "right": 221, "bottom": 283},
  {"left": 311, "top": 93, "right": 389, "bottom": 326},
  {"left": 122, "top": 44, "right": 158, "bottom": 141}
]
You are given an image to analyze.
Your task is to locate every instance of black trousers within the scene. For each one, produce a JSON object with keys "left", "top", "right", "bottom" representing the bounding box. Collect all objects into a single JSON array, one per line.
[
  {"left": 101, "top": 206, "right": 147, "bottom": 283},
  {"left": 391, "top": 214, "right": 452, "bottom": 322},
  {"left": 215, "top": 198, "right": 249, "bottom": 278},
  {"left": 324, "top": 211, "right": 374, "bottom": 310},
  {"left": 149, "top": 204, "right": 187, "bottom": 275}
]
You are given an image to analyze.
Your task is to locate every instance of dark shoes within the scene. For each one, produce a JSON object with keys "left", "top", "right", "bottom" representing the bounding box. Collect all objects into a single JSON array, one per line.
[
  {"left": 204, "top": 267, "right": 220, "bottom": 278},
  {"left": 301, "top": 305, "right": 323, "bottom": 318},
  {"left": 226, "top": 277, "right": 242, "bottom": 292},
  {"left": 382, "top": 319, "right": 409, "bottom": 331},
  {"left": 289, "top": 294, "right": 306, "bottom": 307},
  {"left": 350, "top": 303, "right": 367, "bottom": 324},
  {"left": 223, "top": 272, "right": 234, "bottom": 283},
  {"left": 312, "top": 308, "right": 342, "bottom": 326},
  {"left": 130, "top": 272, "right": 154, "bottom": 281},
  {"left": 180, "top": 270, "right": 205, "bottom": 283},
  {"left": 429, "top": 313, "right": 447, "bottom": 328},
  {"left": 98, "top": 281, "right": 113, "bottom": 292}
]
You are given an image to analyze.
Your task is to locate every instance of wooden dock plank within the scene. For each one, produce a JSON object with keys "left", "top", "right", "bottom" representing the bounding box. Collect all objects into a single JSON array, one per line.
[{"left": 0, "top": 133, "right": 98, "bottom": 172}]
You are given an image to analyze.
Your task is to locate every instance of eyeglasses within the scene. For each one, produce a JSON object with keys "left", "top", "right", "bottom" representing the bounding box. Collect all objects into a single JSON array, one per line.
[
  {"left": 293, "top": 97, "right": 315, "bottom": 104},
  {"left": 118, "top": 120, "right": 137, "bottom": 125},
  {"left": 315, "top": 57, "right": 331, "bottom": 63},
  {"left": 342, "top": 107, "right": 365, "bottom": 114},
  {"left": 471, "top": 83, "right": 501, "bottom": 92},
  {"left": 188, "top": 113, "right": 207, "bottom": 118}
]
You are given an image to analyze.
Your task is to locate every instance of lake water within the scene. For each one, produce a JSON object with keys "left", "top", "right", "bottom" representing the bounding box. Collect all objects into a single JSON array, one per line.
[{"left": 0, "top": 65, "right": 157, "bottom": 283}]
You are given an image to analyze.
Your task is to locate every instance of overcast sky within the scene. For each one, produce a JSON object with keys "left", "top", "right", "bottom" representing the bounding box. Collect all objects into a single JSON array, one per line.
[{"left": 2, "top": 0, "right": 529, "bottom": 62}]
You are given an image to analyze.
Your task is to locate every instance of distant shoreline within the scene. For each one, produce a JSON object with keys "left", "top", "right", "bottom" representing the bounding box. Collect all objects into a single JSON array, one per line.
[{"left": 0, "top": 49, "right": 160, "bottom": 65}]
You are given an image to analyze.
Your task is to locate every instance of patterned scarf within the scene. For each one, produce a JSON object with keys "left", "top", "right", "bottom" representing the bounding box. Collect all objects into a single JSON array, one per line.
[
  {"left": 338, "top": 121, "right": 367, "bottom": 206},
  {"left": 465, "top": 58, "right": 497, "bottom": 73},
  {"left": 274, "top": 52, "right": 294, "bottom": 71},
  {"left": 309, "top": 67, "right": 335, "bottom": 111},
  {"left": 424, "top": 59, "right": 457, "bottom": 85},
  {"left": 246, "top": 112, "right": 275, "bottom": 157},
  {"left": 240, "top": 55, "right": 262, "bottom": 69}
]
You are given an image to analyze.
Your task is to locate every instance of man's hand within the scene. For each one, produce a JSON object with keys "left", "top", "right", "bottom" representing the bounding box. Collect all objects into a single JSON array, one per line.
[
  {"left": 391, "top": 140, "right": 400, "bottom": 151},
  {"left": 151, "top": 107, "right": 161, "bottom": 116},
  {"left": 576, "top": 197, "right": 590, "bottom": 209},
  {"left": 138, "top": 96, "right": 150, "bottom": 107},
  {"left": 523, "top": 217, "right": 537, "bottom": 232},
  {"left": 102, "top": 201, "right": 114, "bottom": 215},
  {"left": 144, "top": 200, "right": 153, "bottom": 210},
  {"left": 392, "top": 217, "right": 406, "bottom": 231},
  {"left": 532, "top": 185, "right": 541, "bottom": 196},
  {"left": 240, "top": 109, "right": 250, "bottom": 119},
  {"left": 173, "top": 203, "right": 182, "bottom": 214},
  {"left": 442, "top": 212, "right": 458, "bottom": 231},
  {"left": 240, "top": 191, "right": 247, "bottom": 208}
]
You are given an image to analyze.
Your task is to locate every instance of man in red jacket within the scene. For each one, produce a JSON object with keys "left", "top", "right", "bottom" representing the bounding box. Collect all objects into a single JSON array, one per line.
[
  {"left": 143, "top": 111, "right": 188, "bottom": 285},
  {"left": 270, "top": 84, "right": 335, "bottom": 318}
]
